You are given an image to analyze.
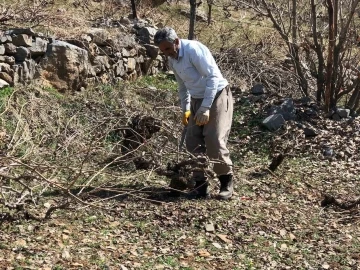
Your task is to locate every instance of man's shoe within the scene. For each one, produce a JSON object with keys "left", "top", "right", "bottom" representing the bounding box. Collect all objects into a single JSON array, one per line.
[
  {"left": 218, "top": 174, "right": 234, "bottom": 200},
  {"left": 187, "top": 180, "right": 209, "bottom": 199}
]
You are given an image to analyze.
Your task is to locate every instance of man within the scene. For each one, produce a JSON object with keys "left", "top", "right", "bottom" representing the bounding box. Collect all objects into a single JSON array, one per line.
[{"left": 154, "top": 27, "right": 234, "bottom": 200}]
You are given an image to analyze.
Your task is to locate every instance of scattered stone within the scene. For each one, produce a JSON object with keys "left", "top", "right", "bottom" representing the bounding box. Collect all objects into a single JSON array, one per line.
[
  {"left": 323, "top": 146, "right": 334, "bottom": 157},
  {"left": 332, "top": 113, "right": 341, "bottom": 121},
  {"left": 336, "top": 108, "right": 350, "bottom": 118},
  {"left": 212, "top": 242, "right": 222, "bottom": 249},
  {"left": 251, "top": 83, "right": 265, "bottom": 95},
  {"left": 205, "top": 222, "right": 215, "bottom": 232},
  {"left": 262, "top": 114, "right": 285, "bottom": 131},
  {"left": 0, "top": 78, "right": 9, "bottom": 88},
  {"left": 269, "top": 98, "right": 296, "bottom": 120},
  {"left": 0, "top": 45, "right": 4, "bottom": 55},
  {"left": 303, "top": 127, "right": 318, "bottom": 137}
]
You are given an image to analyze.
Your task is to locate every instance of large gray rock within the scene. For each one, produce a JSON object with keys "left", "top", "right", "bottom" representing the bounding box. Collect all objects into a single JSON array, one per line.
[
  {"left": 13, "top": 59, "right": 37, "bottom": 85},
  {"left": 0, "top": 35, "right": 12, "bottom": 44},
  {"left": 112, "top": 33, "right": 137, "bottom": 49},
  {"left": 5, "top": 28, "right": 36, "bottom": 36},
  {"left": 0, "top": 45, "right": 4, "bottom": 55},
  {"left": 87, "top": 28, "right": 111, "bottom": 46},
  {"left": 36, "top": 40, "right": 91, "bottom": 91},
  {"left": 262, "top": 114, "right": 285, "bottom": 131},
  {"left": 29, "top": 37, "right": 48, "bottom": 56},
  {"left": 12, "top": 34, "right": 32, "bottom": 47},
  {"left": 137, "top": 27, "right": 157, "bottom": 44},
  {"left": 144, "top": 44, "right": 159, "bottom": 59},
  {"left": 268, "top": 98, "right": 296, "bottom": 120}
]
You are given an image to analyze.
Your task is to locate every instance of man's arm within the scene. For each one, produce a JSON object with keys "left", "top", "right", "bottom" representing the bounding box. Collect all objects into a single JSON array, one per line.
[
  {"left": 189, "top": 43, "right": 221, "bottom": 108},
  {"left": 173, "top": 69, "right": 190, "bottom": 112}
]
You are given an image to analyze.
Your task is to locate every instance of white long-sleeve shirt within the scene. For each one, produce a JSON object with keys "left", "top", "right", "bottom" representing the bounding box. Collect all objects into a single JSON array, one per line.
[{"left": 168, "top": 39, "right": 228, "bottom": 112}]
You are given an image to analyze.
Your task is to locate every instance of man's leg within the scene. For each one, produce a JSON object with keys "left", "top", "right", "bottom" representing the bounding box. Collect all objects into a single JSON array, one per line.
[
  {"left": 203, "top": 87, "right": 234, "bottom": 199},
  {"left": 185, "top": 99, "right": 209, "bottom": 198}
]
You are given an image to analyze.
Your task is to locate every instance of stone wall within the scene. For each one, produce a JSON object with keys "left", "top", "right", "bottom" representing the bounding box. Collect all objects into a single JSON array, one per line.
[{"left": 0, "top": 19, "right": 165, "bottom": 91}]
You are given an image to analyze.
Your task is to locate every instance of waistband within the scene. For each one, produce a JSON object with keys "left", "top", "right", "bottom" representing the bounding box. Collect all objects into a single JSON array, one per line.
[{"left": 191, "top": 85, "right": 229, "bottom": 102}]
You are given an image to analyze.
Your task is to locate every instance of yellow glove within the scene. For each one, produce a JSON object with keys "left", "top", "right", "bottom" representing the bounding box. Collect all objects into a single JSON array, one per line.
[
  {"left": 194, "top": 106, "right": 210, "bottom": 126},
  {"left": 182, "top": 111, "right": 191, "bottom": 126}
]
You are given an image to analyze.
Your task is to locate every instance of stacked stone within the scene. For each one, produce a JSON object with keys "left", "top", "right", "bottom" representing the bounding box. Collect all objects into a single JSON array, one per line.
[
  {"left": 0, "top": 19, "right": 167, "bottom": 91},
  {"left": 0, "top": 28, "right": 48, "bottom": 88}
]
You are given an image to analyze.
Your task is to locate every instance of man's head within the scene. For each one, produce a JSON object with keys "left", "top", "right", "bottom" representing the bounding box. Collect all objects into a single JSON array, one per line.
[{"left": 154, "top": 27, "right": 180, "bottom": 59}]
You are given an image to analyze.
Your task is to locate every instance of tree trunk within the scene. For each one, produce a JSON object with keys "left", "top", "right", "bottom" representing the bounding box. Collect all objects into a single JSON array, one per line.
[
  {"left": 207, "top": 2, "right": 212, "bottom": 26},
  {"left": 188, "top": 0, "right": 196, "bottom": 40},
  {"left": 325, "top": 0, "right": 335, "bottom": 112},
  {"left": 131, "top": 0, "right": 138, "bottom": 19}
]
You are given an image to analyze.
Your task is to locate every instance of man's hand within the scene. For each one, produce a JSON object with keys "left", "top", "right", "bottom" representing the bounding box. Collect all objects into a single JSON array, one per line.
[
  {"left": 194, "top": 106, "right": 210, "bottom": 126},
  {"left": 182, "top": 111, "right": 191, "bottom": 126}
]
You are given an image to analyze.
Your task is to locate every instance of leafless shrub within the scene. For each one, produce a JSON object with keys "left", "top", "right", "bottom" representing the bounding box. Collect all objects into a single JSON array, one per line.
[
  {"left": 0, "top": 0, "right": 56, "bottom": 28},
  {"left": 0, "top": 84, "right": 183, "bottom": 221},
  {"left": 228, "top": 0, "right": 360, "bottom": 112},
  {"left": 215, "top": 48, "right": 300, "bottom": 97}
]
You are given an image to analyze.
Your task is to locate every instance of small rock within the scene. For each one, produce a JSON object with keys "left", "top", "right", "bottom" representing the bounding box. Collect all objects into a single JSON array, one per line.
[
  {"left": 205, "top": 222, "right": 215, "bottom": 232},
  {"left": 61, "top": 248, "right": 71, "bottom": 259},
  {"left": 251, "top": 83, "right": 265, "bottom": 95},
  {"left": 212, "top": 242, "right": 222, "bottom": 249},
  {"left": 336, "top": 108, "right": 350, "bottom": 118},
  {"left": 332, "top": 113, "right": 341, "bottom": 121},
  {"left": 303, "top": 127, "right": 318, "bottom": 137},
  {"left": 262, "top": 114, "right": 285, "bottom": 131},
  {"left": 0, "top": 78, "right": 9, "bottom": 89},
  {"left": 323, "top": 146, "right": 334, "bottom": 157}
]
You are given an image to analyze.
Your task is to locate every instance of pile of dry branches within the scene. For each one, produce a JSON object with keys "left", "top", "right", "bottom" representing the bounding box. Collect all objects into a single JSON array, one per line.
[{"left": 0, "top": 83, "right": 195, "bottom": 221}]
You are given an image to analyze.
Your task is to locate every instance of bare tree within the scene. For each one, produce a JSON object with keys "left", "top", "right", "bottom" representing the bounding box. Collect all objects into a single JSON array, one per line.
[{"left": 232, "top": 0, "right": 360, "bottom": 112}]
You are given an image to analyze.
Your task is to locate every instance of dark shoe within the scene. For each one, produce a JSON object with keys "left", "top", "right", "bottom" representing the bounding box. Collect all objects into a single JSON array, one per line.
[
  {"left": 218, "top": 175, "right": 234, "bottom": 200},
  {"left": 187, "top": 180, "right": 209, "bottom": 199}
]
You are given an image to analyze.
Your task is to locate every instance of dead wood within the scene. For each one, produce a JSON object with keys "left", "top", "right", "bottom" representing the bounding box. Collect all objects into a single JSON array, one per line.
[
  {"left": 268, "top": 153, "right": 285, "bottom": 172},
  {"left": 321, "top": 194, "right": 360, "bottom": 210}
]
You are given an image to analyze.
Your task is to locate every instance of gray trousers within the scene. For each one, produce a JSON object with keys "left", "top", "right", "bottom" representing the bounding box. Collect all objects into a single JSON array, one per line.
[{"left": 186, "top": 86, "right": 233, "bottom": 177}]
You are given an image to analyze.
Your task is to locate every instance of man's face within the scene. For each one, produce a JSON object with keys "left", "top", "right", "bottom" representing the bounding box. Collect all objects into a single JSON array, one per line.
[{"left": 158, "top": 38, "right": 180, "bottom": 59}]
